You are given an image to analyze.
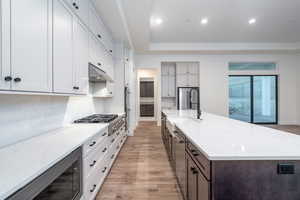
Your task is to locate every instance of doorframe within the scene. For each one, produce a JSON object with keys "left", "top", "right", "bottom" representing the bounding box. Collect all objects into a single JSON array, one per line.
[{"left": 229, "top": 75, "right": 278, "bottom": 124}]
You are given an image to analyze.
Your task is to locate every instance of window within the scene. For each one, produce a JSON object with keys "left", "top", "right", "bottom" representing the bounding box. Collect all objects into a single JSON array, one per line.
[
  {"left": 229, "top": 62, "right": 276, "bottom": 71},
  {"left": 229, "top": 75, "right": 278, "bottom": 124}
]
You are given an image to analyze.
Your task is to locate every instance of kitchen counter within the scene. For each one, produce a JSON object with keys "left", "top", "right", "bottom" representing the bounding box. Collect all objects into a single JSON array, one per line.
[
  {"left": 163, "top": 109, "right": 300, "bottom": 160},
  {"left": 0, "top": 123, "right": 108, "bottom": 200}
]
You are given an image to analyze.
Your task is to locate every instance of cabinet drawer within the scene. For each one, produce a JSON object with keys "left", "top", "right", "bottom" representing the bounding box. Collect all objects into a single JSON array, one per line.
[
  {"left": 84, "top": 140, "right": 109, "bottom": 179},
  {"left": 83, "top": 128, "right": 108, "bottom": 157},
  {"left": 187, "top": 141, "right": 211, "bottom": 180}
]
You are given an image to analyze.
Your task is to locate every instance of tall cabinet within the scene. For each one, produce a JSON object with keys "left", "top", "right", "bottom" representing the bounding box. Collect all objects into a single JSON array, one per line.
[{"left": 161, "top": 63, "right": 176, "bottom": 98}]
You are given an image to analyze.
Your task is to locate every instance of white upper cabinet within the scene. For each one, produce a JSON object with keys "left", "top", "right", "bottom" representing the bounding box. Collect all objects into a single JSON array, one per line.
[
  {"left": 73, "top": 19, "right": 89, "bottom": 94},
  {"left": 53, "top": 0, "right": 89, "bottom": 94},
  {"left": 9, "top": 0, "right": 52, "bottom": 92},
  {"left": 176, "top": 62, "right": 199, "bottom": 87},
  {"left": 0, "top": 0, "right": 11, "bottom": 90},
  {"left": 53, "top": 0, "right": 74, "bottom": 94},
  {"left": 64, "top": 0, "right": 89, "bottom": 26},
  {"left": 88, "top": 3, "right": 113, "bottom": 55},
  {"left": 161, "top": 64, "right": 176, "bottom": 97}
]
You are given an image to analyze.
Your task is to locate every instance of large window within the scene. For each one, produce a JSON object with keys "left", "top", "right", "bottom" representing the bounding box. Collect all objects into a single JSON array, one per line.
[{"left": 229, "top": 75, "right": 278, "bottom": 124}]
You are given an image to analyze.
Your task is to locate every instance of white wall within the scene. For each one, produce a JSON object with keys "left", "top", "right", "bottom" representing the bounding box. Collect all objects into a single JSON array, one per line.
[
  {"left": 135, "top": 54, "right": 300, "bottom": 125},
  {"left": 0, "top": 95, "right": 106, "bottom": 148}
]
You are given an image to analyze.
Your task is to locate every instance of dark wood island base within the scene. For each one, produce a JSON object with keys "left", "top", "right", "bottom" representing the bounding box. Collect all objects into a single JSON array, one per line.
[{"left": 161, "top": 112, "right": 300, "bottom": 200}]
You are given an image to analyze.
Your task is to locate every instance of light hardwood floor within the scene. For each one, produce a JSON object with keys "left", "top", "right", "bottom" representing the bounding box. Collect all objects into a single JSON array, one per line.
[{"left": 96, "top": 121, "right": 183, "bottom": 200}]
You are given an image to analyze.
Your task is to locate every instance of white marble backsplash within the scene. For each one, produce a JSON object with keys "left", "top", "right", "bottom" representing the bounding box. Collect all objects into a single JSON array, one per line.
[{"left": 0, "top": 94, "right": 106, "bottom": 148}]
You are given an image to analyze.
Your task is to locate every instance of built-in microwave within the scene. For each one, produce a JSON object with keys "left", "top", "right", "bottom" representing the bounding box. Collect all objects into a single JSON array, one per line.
[{"left": 8, "top": 147, "right": 82, "bottom": 200}]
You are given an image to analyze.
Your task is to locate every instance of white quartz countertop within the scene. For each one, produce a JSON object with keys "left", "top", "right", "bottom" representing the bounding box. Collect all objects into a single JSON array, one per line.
[
  {"left": 163, "top": 109, "right": 300, "bottom": 161},
  {"left": 0, "top": 123, "right": 108, "bottom": 200}
]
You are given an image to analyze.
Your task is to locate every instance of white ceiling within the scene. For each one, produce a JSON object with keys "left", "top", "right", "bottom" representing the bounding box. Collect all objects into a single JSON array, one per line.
[{"left": 96, "top": 0, "right": 300, "bottom": 54}]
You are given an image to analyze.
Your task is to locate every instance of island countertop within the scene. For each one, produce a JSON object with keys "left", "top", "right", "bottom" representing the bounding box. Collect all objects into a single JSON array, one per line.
[{"left": 163, "top": 109, "right": 300, "bottom": 160}]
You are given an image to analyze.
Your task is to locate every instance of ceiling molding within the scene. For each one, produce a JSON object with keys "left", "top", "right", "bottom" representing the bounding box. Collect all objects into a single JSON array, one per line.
[
  {"left": 115, "top": 0, "right": 134, "bottom": 49},
  {"left": 149, "top": 42, "right": 300, "bottom": 53}
]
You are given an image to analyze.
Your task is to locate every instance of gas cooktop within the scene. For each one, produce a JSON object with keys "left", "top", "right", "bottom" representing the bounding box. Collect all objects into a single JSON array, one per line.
[{"left": 74, "top": 114, "right": 118, "bottom": 123}]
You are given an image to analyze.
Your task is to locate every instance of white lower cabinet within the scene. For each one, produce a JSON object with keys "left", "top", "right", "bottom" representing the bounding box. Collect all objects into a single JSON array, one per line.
[{"left": 82, "top": 121, "right": 127, "bottom": 200}]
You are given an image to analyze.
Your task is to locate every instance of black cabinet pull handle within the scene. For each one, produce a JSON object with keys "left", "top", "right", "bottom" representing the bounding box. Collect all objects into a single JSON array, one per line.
[
  {"left": 73, "top": 86, "right": 79, "bottom": 90},
  {"left": 4, "top": 76, "right": 12, "bottom": 81},
  {"left": 90, "top": 160, "right": 96, "bottom": 167},
  {"left": 90, "top": 184, "right": 96, "bottom": 193},
  {"left": 111, "top": 154, "right": 115, "bottom": 159},
  {"left": 102, "top": 147, "right": 107, "bottom": 153},
  {"left": 111, "top": 139, "right": 115, "bottom": 143},
  {"left": 191, "top": 167, "right": 198, "bottom": 174},
  {"left": 102, "top": 132, "right": 107, "bottom": 136},
  {"left": 14, "top": 77, "right": 21, "bottom": 82},
  {"left": 102, "top": 167, "right": 107, "bottom": 173},
  {"left": 179, "top": 140, "right": 185, "bottom": 144},
  {"left": 89, "top": 141, "right": 96, "bottom": 147},
  {"left": 97, "top": 34, "right": 102, "bottom": 38},
  {"left": 109, "top": 50, "right": 113, "bottom": 53},
  {"left": 75, "top": 6, "right": 79, "bottom": 9},
  {"left": 72, "top": 2, "right": 76, "bottom": 6},
  {"left": 97, "top": 62, "right": 102, "bottom": 66}
]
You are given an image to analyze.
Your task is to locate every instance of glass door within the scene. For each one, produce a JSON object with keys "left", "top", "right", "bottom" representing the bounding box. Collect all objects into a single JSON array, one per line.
[
  {"left": 229, "top": 75, "right": 278, "bottom": 124},
  {"left": 253, "top": 76, "right": 277, "bottom": 123},
  {"left": 229, "top": 76, "right": 251, "bottom": 122}
]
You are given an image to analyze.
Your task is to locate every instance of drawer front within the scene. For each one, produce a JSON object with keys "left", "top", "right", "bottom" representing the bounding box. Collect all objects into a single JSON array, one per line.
[
  {"left": 83, "top": 128, "right": 108, "bottom": 157},
  {"left": 187, "top": 141, "right": 211, "bottom": 180},
  {"left": 84, "top": 139, "right": 109, "bottom": 179}
]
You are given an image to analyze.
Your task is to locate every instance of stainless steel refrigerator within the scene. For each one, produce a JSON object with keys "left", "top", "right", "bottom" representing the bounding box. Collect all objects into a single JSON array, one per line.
[{"left": 177, "top": 87, "right": 199, "bottom": 110}]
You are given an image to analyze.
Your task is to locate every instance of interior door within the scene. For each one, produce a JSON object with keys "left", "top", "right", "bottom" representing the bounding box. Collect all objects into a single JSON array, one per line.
[
  {"left": 74, "top": 19, "right": 89, "bottom": 94},
  {"left": 53, "top": 0, "right": 74, "bottom": 93},
  {"left": 11, "top": 0, "right": 52, "bottom": 92}
]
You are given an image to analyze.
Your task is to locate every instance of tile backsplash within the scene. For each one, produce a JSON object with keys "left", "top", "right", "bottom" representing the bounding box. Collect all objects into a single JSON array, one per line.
[{"left": 0, "top": 94, "right": 106, "bottom": 148}]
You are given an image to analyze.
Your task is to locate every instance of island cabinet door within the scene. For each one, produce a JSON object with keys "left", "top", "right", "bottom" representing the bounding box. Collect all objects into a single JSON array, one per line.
[
  {"left": 187, "top": 153, "right": 210, "bottom": 200},
  {"left": 187, "top": 154, "right": 198, "bottom": 200}
]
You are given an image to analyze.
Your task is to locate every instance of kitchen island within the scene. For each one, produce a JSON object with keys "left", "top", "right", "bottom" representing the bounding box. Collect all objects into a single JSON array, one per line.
[{"left": 162, "top": 110, "right": 300, "bottom": 200}]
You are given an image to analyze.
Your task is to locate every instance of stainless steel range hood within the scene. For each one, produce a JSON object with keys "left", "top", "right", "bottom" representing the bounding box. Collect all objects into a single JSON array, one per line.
[{"left": 89, "top": 63, "right": 113, "bottom": 83}]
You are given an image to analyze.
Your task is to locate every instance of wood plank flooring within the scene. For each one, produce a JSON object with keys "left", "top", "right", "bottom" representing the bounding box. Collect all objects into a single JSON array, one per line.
[
  {"left": 263, "top": 125, "right": 300, "bottom": 136},
  {"left": 96, "top": 121, "right": 183, "bottom": 200}
]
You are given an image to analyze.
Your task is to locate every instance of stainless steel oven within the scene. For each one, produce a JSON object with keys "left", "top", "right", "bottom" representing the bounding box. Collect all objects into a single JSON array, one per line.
[{"left": 8, "top": 147, "right": 82, "bottom": 200}]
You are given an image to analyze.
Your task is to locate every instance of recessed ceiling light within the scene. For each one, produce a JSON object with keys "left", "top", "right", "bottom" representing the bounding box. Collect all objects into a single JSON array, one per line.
[
  {"left": 151, "top": 17, "right": 163, "bottom": 26},
  {"left": 201, "top": 18, "right": 208, "bottom": 25},
  {"left": 248, "top": 18, "right": 256, "bottom": 25}
]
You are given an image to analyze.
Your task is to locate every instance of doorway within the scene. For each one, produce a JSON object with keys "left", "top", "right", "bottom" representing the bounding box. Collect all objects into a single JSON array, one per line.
[
  {"left": 140, "top": 78, "right": 155, "bottom": 117},
  {"left": 229, "top": 75, "right": 278, "bottom": 124}
]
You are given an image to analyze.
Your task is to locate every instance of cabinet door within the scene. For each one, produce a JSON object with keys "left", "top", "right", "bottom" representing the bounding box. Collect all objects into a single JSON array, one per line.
[
  {"left": 197, "top": 168, "right": 210, "bottom": 200},
  {"left": 188, "top": 74, "right": 198, "bottom": 87},
  {"left": 177, "top": 74, "right": 188, "bottom": 87},
  {"left": 161, "top": 66, "right": 169, "bottom": 76},
  {"left": 74, "top": 19, "right": 89, "bottom": 94},
  {"left": 161, "top": 75, "right": 169, "bottom": 97},
  {"left": 168, "top": 75, "right": 176, "bottom": 97},
  {"left": 189, "top": 63, "right": 199, "bottom": 74},
  {"left": 76, "top": 0, "right": 89, "bottom": 25},
  {"left": 11, "top": 0, "right": 52, "bottom": 92},
  {"left": 0, "top": 0, "right": 11, "bottom": 90},
  {"left": 187, "top": 154, "right": 198, "bottom": 200},
  {"left": 176, "top": 63, "right": 188, "bottom": 74},
  {"left": 168, "top": 65, "right": 176, "bottom": 76},
  {"left": 53, "top": 0, "right": 74, "bottom": 93},
  {"left": 89, "top": 5, "right": 103, "bottom": 42}
]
